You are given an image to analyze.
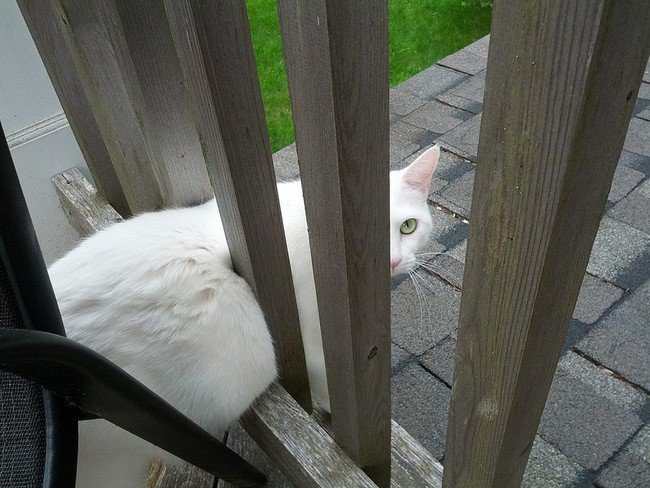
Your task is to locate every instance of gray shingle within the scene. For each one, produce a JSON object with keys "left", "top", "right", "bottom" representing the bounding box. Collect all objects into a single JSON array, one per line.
[
  {"left": 624, "top": 117, "right": 650, "bottom": 157},
  {"left": 433, "top": 218, "right": 468, "bottom": 253},
  {"left": 638, "top": 81, "right": 650, "bottom": 101},
  {"left": 391, "top": 363, "right": 451, "bottom": 459},
  {"left": 573, "top": 274, "right": 624, "bottom": 325},
  {"left": 436, "top": 93, "right": 483, "bottom": 115},
  {"left": 633, "top": 98, "right": 650, "bottom": 117},
  {"left": 437, "top": 36, "right": 489, "bottom": 75},
  {"left": 557, "top": 353, "right": 646, "bottom": 412},
  {"left": 638, "top": 106, "right": 650, "bottom": 121},
  {"left": 597, "top": 424, "right": 650, "bottom": 488},
  {"left": 577, "top": 280, "right": 650, "bottom": 391},
  {"left": 390, "top": 121, "right": 438, "bottom": 165},
  {"left": 609, "top": 179, "right": 650, "bottom": 234},
  {"left": 562, "top": 319, "right": 590, "bottom": 354},
  {"left": 447, "top": 239, "right": 467, "bottom": 263},
  {"left": 285, "top": 49, "right": 650, "bottom": 487},
  {"left": 431, "top": 150, "right": 474, "bottom": 185},
  {"left": 608, "top": 163, "right": 645, "bottom": 204},
  {"left": 419, "top": 335, "right": 456, "bottom": 386},
  {"left": 587, "top": 217, "right": 650, "bottom": 290},
  {"left": 272, "top": 143, "right": 299, "bottom": 182},
  {"left": 464, "top": 34, "right": 490, "bottom": 59},
  {"left": 619, "top": 149, "right": 650, "bottom": 176},
  {"left": 391, "top": 342, "right": 412, "bottom": 372},
  {"left": 437, "top": 113, "right": 482, "bottom": 162},
  {"left": 432, "top": 170, "right": 475, "bottom": 218},
  {"left": 391, "top": 140, "right": 422, "bottom": 167},
  {"left": 397, "top": 64, "right": 468, "bottom": 100},
  {"left": 437, "top": 70, "right": 486, "bottom": 113},
  {"left": 423, "top": 248, "right": 466, "bottom": 290},
  {"left": 635, "top": 79, "right": 650, "bottom": 116},
  {"left": 427, "top": 205, "right": 465, "bottom": 249},
  {"left": 522, "top": 437, "right": 590, "bottom": 488},
  {"left": 391, "top": 272, "right": 460, "bottom": 355},
  {"left": 563, "top": 274, "right": 625, "bottom": 352},
  {"left": 390, "top": 88, "right": 427, "bottom": 117},
  {"left": 539, "top": 353, "right": 643, "bottom": 470},
  {"left": 402, "top": 101, "right": 470, "bottom": 135}
]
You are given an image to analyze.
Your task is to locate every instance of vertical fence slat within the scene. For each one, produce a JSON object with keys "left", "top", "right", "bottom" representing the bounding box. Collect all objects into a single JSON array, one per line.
[
  {"left": 164, "top": 0, "right": 311, "bottom": 410},
  {"left": 276, "top": 1, "right": 391, "bottom": 485},
  {"left": 17, "top": 0, "right": 130, "bottom": 217},
  {"left": 110, "top": 0, "right": 213, "bottom": 207},
  {"left": 44, "top": 0, "right": 164, "bottom": 213},
  {"left": 444, "top": 1, "right": 650, "bottom": 487},
  {"left": 33, "top": 0, "right": 213, "bottom": 213}
]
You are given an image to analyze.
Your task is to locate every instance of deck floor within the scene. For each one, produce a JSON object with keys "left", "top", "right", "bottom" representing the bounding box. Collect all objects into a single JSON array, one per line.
[{"left": 268, "top": 35, "right": 649, "bottom": 488}]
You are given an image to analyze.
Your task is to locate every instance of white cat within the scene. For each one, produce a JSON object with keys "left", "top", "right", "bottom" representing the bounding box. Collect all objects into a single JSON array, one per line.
[{"left": 48, "top": 145, "right": 439, "bottom": 487}]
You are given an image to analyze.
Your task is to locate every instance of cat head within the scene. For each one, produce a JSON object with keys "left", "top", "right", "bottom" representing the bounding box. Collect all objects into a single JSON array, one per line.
[{"left": 389, "top": 145, "right": 439, "bottom": 276}]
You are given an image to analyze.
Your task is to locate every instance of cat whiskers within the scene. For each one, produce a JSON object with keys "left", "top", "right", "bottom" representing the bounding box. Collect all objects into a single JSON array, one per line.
[
  {"left": 414, "top": 260, "right": 440, "bottom": 278},
  {"left": 404, "top": 251, "right": 455, "bottom": 327},
  {"left": 414, "top": 249, "right": 457, "bottom": 282},
  {"left": 415, "top": 250, "right": 453, "bottom": 260},
  {"left": 411, "top": 267, "right": 439, "bottom": 295},
  {"left": 407, "top": 270, "right": 427, "bottom": 329}
]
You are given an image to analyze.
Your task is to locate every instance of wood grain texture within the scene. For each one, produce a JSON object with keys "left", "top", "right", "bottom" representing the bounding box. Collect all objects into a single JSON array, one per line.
[
  {"left": 110, "top": 0, "right": 213, "bottom": 207},
  {"left": 240, "top": 382, "right": 377, "bottom": 488},
  {"left": 276, "top": 1, "right": 391, "bottom": 484},
  {"left": 147, "top": 459, "right": 213, "bottom": 488},
  {"left": 313, "top": 408, "right": 444, "bottom": 488},
  {"left": 17, "top": 0, "right": 130, "bottom": 216},
  {"left": 164, "top": 0, "right": 310, "bottom": 410},
  {"left": 216, "top": 423, "right": 292, "bottom": 488},
  {"left": 52, "top": 168, "right": 122, "bottom": 236},
  {"left": 166, "top": 404, "right": 442, "bottom": 488},
  {"left": 47, "top": 0, "right": 165, "bottom": 213},
  {"left": 391, "top": 421, "right": 443, "bottom": 488},
  {"left": 444, "top": 2, "right": 650, "bottom": 487}
]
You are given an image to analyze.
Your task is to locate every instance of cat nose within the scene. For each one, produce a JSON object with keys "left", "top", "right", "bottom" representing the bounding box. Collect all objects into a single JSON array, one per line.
[{"left": 390, "top": 256, "right": 402, "bottom": 269}]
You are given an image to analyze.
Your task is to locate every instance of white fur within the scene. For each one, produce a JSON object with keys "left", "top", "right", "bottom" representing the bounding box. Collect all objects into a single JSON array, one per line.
[{"left": 48, "top": 146, "right": 439, "bottom": 487}]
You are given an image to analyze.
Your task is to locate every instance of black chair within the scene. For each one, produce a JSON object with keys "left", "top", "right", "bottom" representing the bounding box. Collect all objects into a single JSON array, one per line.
[{"left": 0, "top": 123, "right": 265, "bottom": 488}]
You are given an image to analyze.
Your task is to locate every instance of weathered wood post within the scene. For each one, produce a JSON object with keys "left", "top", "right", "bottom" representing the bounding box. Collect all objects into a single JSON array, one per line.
[
  {"left": 164, "top": 0, "right": 312, "bottom": 410},
  {"left": 444, "top": 1, "right": 650, "bottom": 487},
  {"left": 277, "top": 1, "right": 391, "bottom": 485},
  {"left": 18, "top": 0, "right": 130, "bottom": 216},
  {"left": 19, "top": 0, "right": 214, "bottom": 214}
]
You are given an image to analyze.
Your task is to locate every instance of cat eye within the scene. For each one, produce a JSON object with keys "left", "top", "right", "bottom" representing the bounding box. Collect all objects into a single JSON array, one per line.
[{"left": 400, "top": 218, "right": 417, "bottom": 235}]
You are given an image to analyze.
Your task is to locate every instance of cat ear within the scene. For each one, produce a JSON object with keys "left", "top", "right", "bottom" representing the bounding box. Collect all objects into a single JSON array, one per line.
[{"left": 403, "top": 145, "right": 440, "bottom": 193}]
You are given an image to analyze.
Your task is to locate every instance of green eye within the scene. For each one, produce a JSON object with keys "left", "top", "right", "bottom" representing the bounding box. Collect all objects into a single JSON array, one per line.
[{"left": 400, "top": 218, "right": 417, "bottom": 235}]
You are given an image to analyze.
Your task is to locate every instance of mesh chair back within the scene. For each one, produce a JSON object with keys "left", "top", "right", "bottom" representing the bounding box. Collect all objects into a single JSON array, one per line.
[{"left": 0, "top": 262, "right": 47, "bottom": 488}]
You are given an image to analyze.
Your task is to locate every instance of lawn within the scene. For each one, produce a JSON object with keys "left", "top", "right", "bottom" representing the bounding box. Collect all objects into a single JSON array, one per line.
[{"left": 247, "top": 0, "right": 492, "bottom": 152}]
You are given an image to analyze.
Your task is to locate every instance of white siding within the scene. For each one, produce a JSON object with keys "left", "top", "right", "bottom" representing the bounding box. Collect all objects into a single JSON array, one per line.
[{"left": 1, "top": 1, "right": 88, "bottom": 263}]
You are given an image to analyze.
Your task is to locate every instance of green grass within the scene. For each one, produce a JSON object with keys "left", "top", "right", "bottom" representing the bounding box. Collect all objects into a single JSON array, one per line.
[{"left": 247, "top": 0, "right": 492, "bottom": 151}]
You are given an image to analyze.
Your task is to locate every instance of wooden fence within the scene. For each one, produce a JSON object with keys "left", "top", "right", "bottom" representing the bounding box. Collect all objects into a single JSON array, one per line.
[{"left": 18, "top": 0, "right": 650, "bottom": 487}]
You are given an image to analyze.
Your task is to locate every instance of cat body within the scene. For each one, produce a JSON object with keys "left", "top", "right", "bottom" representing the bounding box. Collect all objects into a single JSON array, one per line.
[{"left": 48, "top": 146, "right": 440, "bottom": 487}]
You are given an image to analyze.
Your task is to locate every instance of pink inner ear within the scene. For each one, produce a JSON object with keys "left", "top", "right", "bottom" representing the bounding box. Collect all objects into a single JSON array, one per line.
[{"left": 404, "top": 145, "right": 440, "bottom": 192}]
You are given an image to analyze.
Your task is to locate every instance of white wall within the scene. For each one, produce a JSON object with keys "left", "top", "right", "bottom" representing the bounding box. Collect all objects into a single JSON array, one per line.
[{"left": 1, "top": 0, "right": 89, "bottom": 263}]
